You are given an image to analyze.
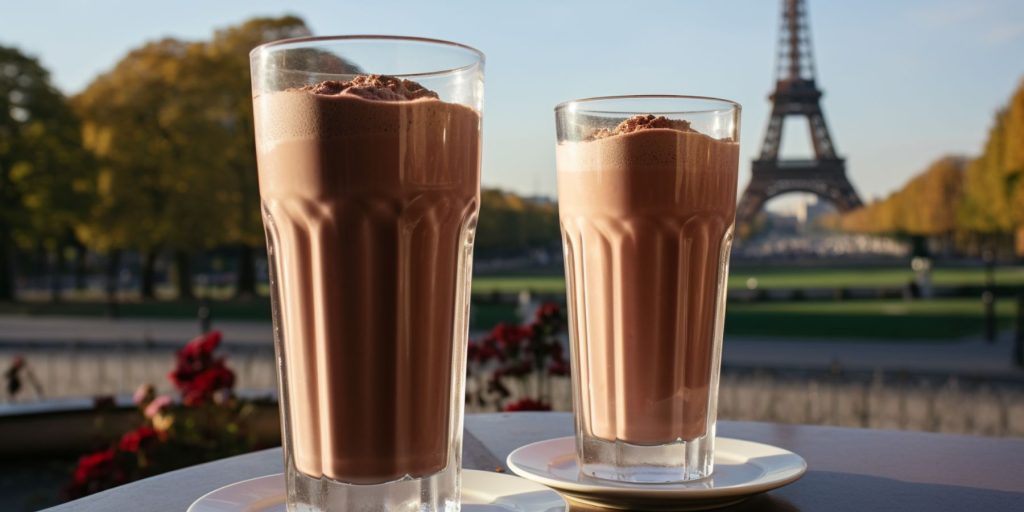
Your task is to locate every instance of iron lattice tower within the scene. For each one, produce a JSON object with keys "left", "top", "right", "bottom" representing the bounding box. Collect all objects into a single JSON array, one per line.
[{"left": 736, "top": 0, "right": 863, "bottom": 227}]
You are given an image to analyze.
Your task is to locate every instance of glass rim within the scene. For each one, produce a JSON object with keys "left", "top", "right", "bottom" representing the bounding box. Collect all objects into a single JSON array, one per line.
[
  {"left": 249, "top": 34, "right": 485, "bottom": 78},
  {"left": 555, "top": 94, "right": 741, "bottom": 115}
]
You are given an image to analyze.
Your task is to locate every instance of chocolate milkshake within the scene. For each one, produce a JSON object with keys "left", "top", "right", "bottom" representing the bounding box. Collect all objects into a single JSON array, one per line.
[
  {"left": 255, "top": 75, "right": 480, "bottom": 484},
  {"left": 557, "top": 112, "right": 738, "bottom": 476}
]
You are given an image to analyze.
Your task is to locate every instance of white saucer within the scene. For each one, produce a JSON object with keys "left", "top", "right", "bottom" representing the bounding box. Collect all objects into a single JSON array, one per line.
[
  {"left": 507, "top": 437, "right": 806, "bottom": 511},
  {"left": 187, "top": 469, "right": 567, "bottom": 511}
]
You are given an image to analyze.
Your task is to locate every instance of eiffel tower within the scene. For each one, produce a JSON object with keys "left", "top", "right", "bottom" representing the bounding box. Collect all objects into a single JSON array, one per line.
[{"left": 736, "top": 0, "right": 863, "bottom": 227}]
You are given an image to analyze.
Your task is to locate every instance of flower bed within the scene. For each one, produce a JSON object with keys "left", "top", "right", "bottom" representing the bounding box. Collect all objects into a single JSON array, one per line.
[
  {"left": 65, "top": 331, "right": 272, "bottom": 499},
  {"left": 466, "top": 303, "right": 569, "bottom": 412}
]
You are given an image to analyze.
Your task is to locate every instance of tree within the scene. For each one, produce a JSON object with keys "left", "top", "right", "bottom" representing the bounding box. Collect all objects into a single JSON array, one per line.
[
  {"left": 75, "top": 16, "right": 313, "bottom": 300},
  {"left": 840, "top": 78, "right": 1024, "bottom": 257},
  {"left": 958, "top": 79, "right": 1024, "bottom": 255},
  {"left": 898, "top": 156, "right": 966, "bottom": 236},
  {"left": 1000, "top": 81, "right": 1024, "bottom": 254},
  {"left": 199, "top": 16, "right": 311, "bottom": 297},
  {"left": 838, "top": 156, "right": 966, "bottom": 238},
  {"left": 0, "top": 45, "right": 92, "bottom": 301},
  {"left": 76, "top": 39, "right": 192, "bottom": 298},
  {"left": 476, "top": 189, "right": 559, "bottom": 258}
]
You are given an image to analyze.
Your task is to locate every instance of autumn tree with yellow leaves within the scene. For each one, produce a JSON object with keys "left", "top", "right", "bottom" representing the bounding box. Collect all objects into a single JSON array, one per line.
[
  {"left": 74, "top": 16, "right": 310, "bottom": 299},
  {"left": 838, "top": 79, "right": 1024, "bottom": 257},
  {"left": 476, "top": 189, "right": 560, "bottom": 257}
]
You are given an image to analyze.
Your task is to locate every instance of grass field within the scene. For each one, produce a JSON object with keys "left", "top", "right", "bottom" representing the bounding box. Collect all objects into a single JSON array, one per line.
[
  {"left": 471, "top": 298, "right": 1015, "bottom": 340},
  {"left": 3, "top": 266, "right": 1021, "bottom": 341},
  {"left": 724, "top": 299, "right": 1016, "bottom": 340},
  {"left": 729, "top": 266, "right": 1024, "bottom": 289},
  {"left": 472, "top": 266, "right": 1024, "bottom": 294}
]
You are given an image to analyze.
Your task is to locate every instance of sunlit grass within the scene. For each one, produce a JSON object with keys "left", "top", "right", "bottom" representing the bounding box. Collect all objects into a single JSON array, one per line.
[{"left": 471, "top": 266, "right": 1024, "bottom": 293}]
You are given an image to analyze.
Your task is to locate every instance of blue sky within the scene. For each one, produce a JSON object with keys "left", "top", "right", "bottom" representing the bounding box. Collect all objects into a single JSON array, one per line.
[{"left": 2, "top": 0, "right": 1023, "bottom": 204}]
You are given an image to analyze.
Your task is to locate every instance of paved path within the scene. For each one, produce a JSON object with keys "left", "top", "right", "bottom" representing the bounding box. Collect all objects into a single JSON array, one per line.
[
  {"left": 0, "top": 315, "right": 272, "bottom": 347},
  {"left": 1, "top": 315, "right": 1021, "bottom": 378},
  {"left": 722, "top": 334, "right": 1024, "bottom": 379}
]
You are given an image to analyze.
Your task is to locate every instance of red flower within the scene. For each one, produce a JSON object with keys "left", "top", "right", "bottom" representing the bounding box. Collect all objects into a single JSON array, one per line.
[
  {"left": 118, "top": 426, "right": 158, "bottom": 453},
  {"left": 468, "top": 336, "right": 503, "bottom": 364},
  {"left": 169, "top": 330, "right": 235, "bottom": 403},
  {"left": 534, "top": 303, "right": 561, "bottom": 323},
  {"left": 548, "top": 359, "right": 570, "bottom": 376},
  {"left": 180, "top": 363, "right": 235, "bottom": 406},
  {"left": 181, "top": 330, "right": 222, "bottom": 359},
  {"left": 490, "top": 323, "right": 531, "bottom": 351},
  {"left": 482, "top": 341, "right": 502, "bottom": 362},
  {"left": 67, "top": 330, "right": 249, "bottom": 500},
  {"left": 171, "top": 332, "right": 222, "bottom": 374},
  {"left": 197, "top": 330, "right": 222, "bottom": 353},
  {"left": 72, "top": 449, "right": 116, "bottom": 485},
  {"left": 503, "top": 398, "right": 552, "bottom": 412}
]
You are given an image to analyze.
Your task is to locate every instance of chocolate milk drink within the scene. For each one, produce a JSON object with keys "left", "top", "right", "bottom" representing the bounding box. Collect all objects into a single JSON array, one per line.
[
  {"left": 558, "top": 115, "right": 739, "bottom": 446},
  {"left": 254, "top": 75, "right": 480, "bottom": 484}
]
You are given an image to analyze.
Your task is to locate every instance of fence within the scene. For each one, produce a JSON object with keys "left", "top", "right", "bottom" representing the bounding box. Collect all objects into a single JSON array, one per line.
[{"left": 3, "top": 348, "right": 1022, "bottom": 437}]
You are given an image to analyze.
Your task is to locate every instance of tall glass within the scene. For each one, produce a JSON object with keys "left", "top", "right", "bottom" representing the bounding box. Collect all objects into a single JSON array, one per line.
[
  {"left": 250, "top": 36, "right": 483, "bottom": 511},
  {"left": 555, "top": 96, "right": 740, "bottom": 483}
]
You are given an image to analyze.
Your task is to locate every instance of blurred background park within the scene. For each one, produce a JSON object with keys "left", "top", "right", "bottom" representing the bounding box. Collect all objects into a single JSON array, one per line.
[{"left": 1, "top": 0, "right": 1023, "bottom": 509}]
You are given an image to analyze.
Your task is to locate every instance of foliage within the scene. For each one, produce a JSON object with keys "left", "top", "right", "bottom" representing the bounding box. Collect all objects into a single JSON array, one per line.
[
  {"left": 72, "top": 17, "right": 311, "bottom": 254},
  {"left": 64, "top": 331, "right": 261, "bottom": 499},
  {"left": 476, "top": 189, "right": 560, "bottom": 257},
  {"left": 959, "top": 80, "right": 1024, "bottom": 248},
  {"left": 473, "top": 266, "right": 1024, "bottom": 293},
  {"left": 7, "top": 19, "right": 562, "bottom": 300},
  {"left": 839, "top": 78, "right": 1024, "bottom": 254},
  {"left": 201, "top": 17, "right": 312, "bottom": 249},
  {"left": 837, "top": 156, "right": 967, "bottom": 236},
  {"left": 0, "top": 45, "right": 93, "bottom": 298},
  {"left": 466, "top": 303, "right": 569, "bottom": 411},
  {"left": 73, "top": 38, "right": 197, "bottom": 253}
]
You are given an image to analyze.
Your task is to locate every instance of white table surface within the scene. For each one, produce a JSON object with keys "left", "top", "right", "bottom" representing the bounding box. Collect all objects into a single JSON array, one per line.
[{"left": 44, "top": 412, "right": 1024, "bottom": 512}]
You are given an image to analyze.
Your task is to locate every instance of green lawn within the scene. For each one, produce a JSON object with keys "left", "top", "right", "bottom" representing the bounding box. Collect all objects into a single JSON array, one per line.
[
  {"left": 472, "top": 276, "right": 567, "bottom": 294},
  {"left": 4, "top": 265, "right": 1021, "bottom": 341},
  {"left": 729, "top": 266, "right": 1024, "bottom": 289},
  {"left": 472, "top": 266, "right": 1024, "bottom": 294},
  {"left": 724, "top": 298, "right": 1016, "bottom": 340}
]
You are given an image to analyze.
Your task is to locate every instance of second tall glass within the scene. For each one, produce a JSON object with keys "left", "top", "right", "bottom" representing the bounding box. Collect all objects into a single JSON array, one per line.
[
  {"left": 251, "top": 36, "right": 484, "bottom": 511},
  {"left": 555, "top": 96, "right": 740, "bottom": 483}
]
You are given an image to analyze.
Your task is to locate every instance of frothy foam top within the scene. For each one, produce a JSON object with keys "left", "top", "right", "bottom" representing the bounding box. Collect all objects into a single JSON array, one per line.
[
  {"left": 255, "top": 75, "right": 479, "bottom": 148},
  {"left": 588, "top": 114, "right": 694, "bottom": 140},
  {"left": 299, "top": 74, "right": 439, "bottom": 101}
]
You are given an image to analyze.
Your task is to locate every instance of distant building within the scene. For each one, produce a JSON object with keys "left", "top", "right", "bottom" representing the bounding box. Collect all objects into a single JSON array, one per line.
[
  {"left": 802, "top": 196, "right": 836, "bottom": 229},
  {"left": 764, "top": 211, "right": 800, "bottom": 234},
  {"left": 765, "top": 195, "right": 836, "bottom": 234}
]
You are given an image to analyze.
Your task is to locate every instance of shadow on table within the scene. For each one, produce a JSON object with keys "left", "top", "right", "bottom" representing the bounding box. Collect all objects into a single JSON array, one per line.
[{"left": 562, "top": 470, "right": 1024, "bottom": 511}]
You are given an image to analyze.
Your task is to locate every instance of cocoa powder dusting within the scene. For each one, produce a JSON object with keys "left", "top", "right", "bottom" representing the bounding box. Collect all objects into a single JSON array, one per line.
[
  {"left": 300, "top": 74, "right": 439, "bottom": 101},
  {"left": 588, "top": 114, "right": 693, "bottom": 140}
]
